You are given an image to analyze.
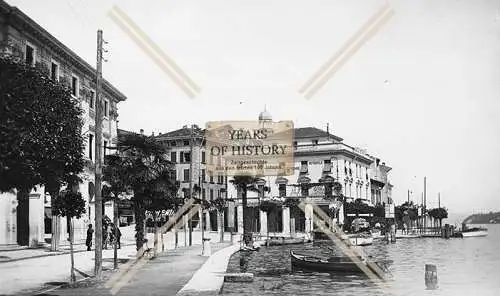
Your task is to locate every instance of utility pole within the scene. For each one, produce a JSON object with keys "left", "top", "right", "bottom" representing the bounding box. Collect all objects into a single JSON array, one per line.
[
  {"left": 438, "top": 192, "right": 441, "bottom": 209},
  {"left": 94, "top": 29, "right": 104, "bottom": 280},
  {"left": 423, "top": 177, "right": 427, "bottom": 233},
  {"left": 407, "top": 189, "right": 410, "bottom": 204},
  {"left": 189, "top": 125, "right": 194, "bottom": 246}
]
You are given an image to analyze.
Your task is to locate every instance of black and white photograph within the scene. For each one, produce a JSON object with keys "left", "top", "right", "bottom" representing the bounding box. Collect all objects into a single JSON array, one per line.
[{"left": 1, "top": 0, "right": 499, "bottom": 295}]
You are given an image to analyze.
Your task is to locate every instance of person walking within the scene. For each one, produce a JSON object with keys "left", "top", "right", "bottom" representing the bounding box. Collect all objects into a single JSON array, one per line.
[
  {"left": 86, "top": 224, "right": 94, "bottom": 251},
  {"left": 106, "top": 223, "right": 113, "bottom": 249},
  {"left": 115, "top": 225, "right": 122, "bottom": 249}
]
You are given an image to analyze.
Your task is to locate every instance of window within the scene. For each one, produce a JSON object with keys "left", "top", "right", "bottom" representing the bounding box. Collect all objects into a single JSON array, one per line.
[
  {"left": 183, "top": 140, "right": 190, "bottom": 146},
  {"left": 323, "top": 159, "right": 332, "bottom": 172},
  {"left": 218, "top": 174, "right": 224, "bottom": 184},
  {"left": 50, "top": 61, "right": 59, "bottom": 81},
  {"left": 201, "top": 151, "right": 206, "bottom": 163},
  {"left": 170, "top": 170, "right": 177, "bottom": 181},
  {"left": 201, "top": 169, "right": 206, "bottom": 182},
  {"left": 279, "top": 184, "right": 286, "bottom": 197},
  {"left": 209, "top": 171, "right": 214, "bottom": 183},
  {"left": 88, "top": 134, "right": 94, "bottom": 160},
  {"left": 210, "top": 189, "right": 214, "bottom": 200},
  {"left": 202, "top": 189, "right": 206, "bottom": 199},
  {"left": 89, "top": 90, "right": 95, "bottom": 109},
  {"left": 71, "top": 75, "right": 79, "bottom": 97},
  {"left": 183, "top": 169, "right": 190, "bottom": 182},
  {"left": 170, "top": 151, "right": 177, "bottom": 163},
  {"left": 312, "top": 140, "right": 318, "bottom": 145},
  {"left": 180, "top": 151, "right": 191, "bottom": 163},
  {"left": 104, "top": 100, "right": 109, "bottom": 117},
  {"left": 300, "top": 161, "right": 308, "bottom": 174},
  {"left": 293, "top": 141, "right": 297, "bottom": 147},
  {"left": 103, "top": 140, "right": 107, "bottom": 157},
  {"left": 25, "top": 43, "right": 35, "bottom": 66},
  {"left": 171, "top": 141, "right": 177, "bottom": 147}
]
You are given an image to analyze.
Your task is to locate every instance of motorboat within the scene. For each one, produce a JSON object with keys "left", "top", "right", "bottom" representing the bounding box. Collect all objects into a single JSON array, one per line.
[
  {"left": 347, "top": 233, "right": 374, "bottom": 246},
  {"left": 461, "top": 227, "right": 488, "bottom": 238}
]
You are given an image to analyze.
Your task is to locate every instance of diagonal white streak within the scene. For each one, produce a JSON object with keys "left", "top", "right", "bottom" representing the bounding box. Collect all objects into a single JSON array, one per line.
[
  {"left": 108, "top": 5, "right": 201, "bottom": 99},
  {"left": 299, "top": 3, "right": 394, "bottom": 100}
]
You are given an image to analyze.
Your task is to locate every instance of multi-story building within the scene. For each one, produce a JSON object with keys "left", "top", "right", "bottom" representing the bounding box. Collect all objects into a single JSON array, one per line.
[
  {"left": 155, "top": 110, "right": 393, "bottom": 238},
  {"left": 155, "top": 125, "right": 229, "bottom": 232},
  {"left": 0, "top": 0, "right": 126, "bottom": 247}
]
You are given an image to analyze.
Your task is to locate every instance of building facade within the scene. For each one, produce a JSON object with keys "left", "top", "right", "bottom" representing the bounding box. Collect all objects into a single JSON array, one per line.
[
  {"left": 156, "top": 111, "right": 393, "bottom": 238},
  {"left": 155, "top": 125, "right": 229, "bottom": 232},
  {"left": 0, "top": 0, "right": 126, "bottom": 246}
]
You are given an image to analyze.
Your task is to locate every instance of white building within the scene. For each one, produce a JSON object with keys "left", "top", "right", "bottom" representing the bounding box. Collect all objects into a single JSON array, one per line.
[{"left": 0, "top": 1, "right": 126, "bottom": 247}]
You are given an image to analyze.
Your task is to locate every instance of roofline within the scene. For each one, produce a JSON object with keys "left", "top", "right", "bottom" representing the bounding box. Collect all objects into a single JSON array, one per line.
[
  {"left": 0, "top": 0, "right": 126, "bottom": 101},
  {"left": 293, "top": 127, "right": 344, "bottom": 142}
]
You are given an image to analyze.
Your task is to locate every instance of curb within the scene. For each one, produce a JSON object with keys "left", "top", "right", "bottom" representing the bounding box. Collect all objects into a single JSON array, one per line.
[{"left": 176, "top": 243, "right": 240, "bottom": 295}]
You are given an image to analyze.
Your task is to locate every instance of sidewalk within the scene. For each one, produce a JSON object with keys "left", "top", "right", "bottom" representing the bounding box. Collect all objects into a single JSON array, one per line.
[
  {"left": 0, "top": 229, "right": 238, "bottom": 295},
  {"left": 42, "top": 242, "right": 232, "bottom": 296}
]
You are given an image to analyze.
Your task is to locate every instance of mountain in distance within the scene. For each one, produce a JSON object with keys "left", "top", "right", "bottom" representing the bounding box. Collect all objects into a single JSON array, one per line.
[{"left": 462, "top": 211, "right": 500, "bottom": 224}]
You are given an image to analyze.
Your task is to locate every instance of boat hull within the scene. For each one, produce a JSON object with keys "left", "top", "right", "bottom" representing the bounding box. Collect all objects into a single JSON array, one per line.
[
  {"left": 347, "top": 235, "right": 374, "bottom": 246},
  {"left": 461, "top": 230, "right": 488, "bottom": 237},
  {"left": 290, "top": 251, "right": 364, "bottom": 273}
]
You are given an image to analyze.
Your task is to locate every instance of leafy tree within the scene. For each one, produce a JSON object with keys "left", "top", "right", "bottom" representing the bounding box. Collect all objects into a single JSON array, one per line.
[
  {"left": 0, "top": 54, "right": 84, "bottom": 248},
  {"left": 143, "top": 170, "right": 178, "bottom": 256},
  {"left": 115, "top": 133, "right": 174, "bottom": 251},
  {"left": 230, "top": 175, "right": 257, "bottom": 246},
  {"left": 428, "top": 207, "right": 448, "bottom": 229},
  {"left": 52, "top": 190, "right": 86, "bottom": 285},
  {"left": 210, "top": 197, "right": 228, "bottom": 243}
]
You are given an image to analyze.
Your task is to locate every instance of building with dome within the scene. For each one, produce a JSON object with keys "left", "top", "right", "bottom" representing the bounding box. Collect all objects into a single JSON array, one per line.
[{"left": 155, "top": 108, "right": 393, "bottom": 239}]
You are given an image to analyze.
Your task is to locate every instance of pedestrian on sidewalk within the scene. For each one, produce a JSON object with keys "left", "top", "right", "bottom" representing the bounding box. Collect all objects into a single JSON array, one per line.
[
  {"left": 86, "top": 224, "right": 94, "bottom": 251},
  {"left": 115, "top": 224, "right": 122, "bottom": 249}
]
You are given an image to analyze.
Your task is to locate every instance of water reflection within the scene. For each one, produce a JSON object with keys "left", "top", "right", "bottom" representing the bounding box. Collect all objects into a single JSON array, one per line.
[{"left": 222, "top": 225, "right": 500, "bottom": 296}]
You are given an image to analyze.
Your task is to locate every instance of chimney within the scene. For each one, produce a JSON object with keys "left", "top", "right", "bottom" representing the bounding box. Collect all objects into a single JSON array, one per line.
[
  {"left": 327, "top": 123, "right": 329, "bottom": 134},
  {"left": 140, "top": 129, "right": 144, "bottom": 135},
  {"left": 152, "top": 131, "right": 155, "bottom": 137}
]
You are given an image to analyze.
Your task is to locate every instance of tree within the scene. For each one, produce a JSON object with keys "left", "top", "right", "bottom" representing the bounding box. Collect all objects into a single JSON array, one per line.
[
  {"left": 143, "top": 170, "right": 178, "bottom": 257},
  {"left": 0, "top": 54, "right": 85, "bottom": 248},
  {"left": 428, "top": 207, "right": 448, "bottom": 229},
  {"left": 52, "top": 190, "right": 86, "bottom": 285},
  {"left": 115, "top": 133, "right": 174, "bottom": 251},
  {"left": 103, "top": 154, "right": 130, "bottom": 268},
  {"left": 230, "top": 175, "right": 257, "bottom": 246},
  {"left": 210, "top": 197, "right": 228, "bottom": 243}
]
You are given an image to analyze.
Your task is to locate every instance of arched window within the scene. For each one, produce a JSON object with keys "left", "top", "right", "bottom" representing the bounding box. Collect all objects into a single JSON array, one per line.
[{"left": 88, "top": 182, "right": 95, "bottom": 202}]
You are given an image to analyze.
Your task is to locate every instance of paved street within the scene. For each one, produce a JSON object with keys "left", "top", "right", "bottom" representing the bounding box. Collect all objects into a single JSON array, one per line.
[{"left": 0, "top": 226, "right": 237, "bottom": 295}]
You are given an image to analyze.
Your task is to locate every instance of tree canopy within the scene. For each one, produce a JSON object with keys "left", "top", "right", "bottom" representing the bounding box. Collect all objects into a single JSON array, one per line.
[{"left": 0, "top": 55, "right": 85, "bottom": 193}]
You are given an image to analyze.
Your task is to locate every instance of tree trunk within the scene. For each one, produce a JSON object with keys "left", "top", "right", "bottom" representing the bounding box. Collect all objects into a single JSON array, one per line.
[
  {"left": 68, "top": 216, "right": 76, "bottom": 285},
  {"left": 16, "top": 188, "right": 30, "bottom": 247},
  {"left": 50, "top": 189, "right": 60, "bottom": 251},
  {"left": 153, "top": 212, "right": 158, "bottom": 257},
  {"left": 113, "top": 194, "right": 118, "bottom": 269},
  {"left": 241, "top": 185, "right": 250, "bottom": 246},
  {"left": 219, "top": 210, "right": 224, "bottom": 243},
  {"left": 133, "top": 198, "right": 145, "bottom": 252}
]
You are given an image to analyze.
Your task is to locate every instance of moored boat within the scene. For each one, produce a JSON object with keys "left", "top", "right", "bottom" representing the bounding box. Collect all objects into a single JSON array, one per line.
[
  {"left": 290, "top": 251, "right": 390, "bottom": 279},
  {"left": 347, "top": 233, "right": 374, "bottom": 246},
  {"left": 290, "top": 250, "right": 364, "bottom": 273},
  {"left": 461, "top": 227, "right": 488, "bottom": 237}
]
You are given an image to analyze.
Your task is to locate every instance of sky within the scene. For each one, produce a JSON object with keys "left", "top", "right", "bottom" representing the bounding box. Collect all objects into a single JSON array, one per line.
[{"left": 6, "top": 0, "right": 500, "bottom": 214}]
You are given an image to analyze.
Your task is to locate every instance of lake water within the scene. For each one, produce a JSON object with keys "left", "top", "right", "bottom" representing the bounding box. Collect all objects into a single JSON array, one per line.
[{"left": 222, "top": 225, "right": 500, "bottom": 296}]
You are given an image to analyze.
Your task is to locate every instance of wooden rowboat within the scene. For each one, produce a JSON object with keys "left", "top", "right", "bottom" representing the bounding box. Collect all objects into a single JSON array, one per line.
[{"left": 290, "top": 250, "right": 366, "bottom": 273}]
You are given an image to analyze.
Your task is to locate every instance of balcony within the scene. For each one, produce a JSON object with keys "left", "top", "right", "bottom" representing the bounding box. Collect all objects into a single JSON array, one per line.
[{"left": 294, "top": 143, "right": 371, "bottom": 162}]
